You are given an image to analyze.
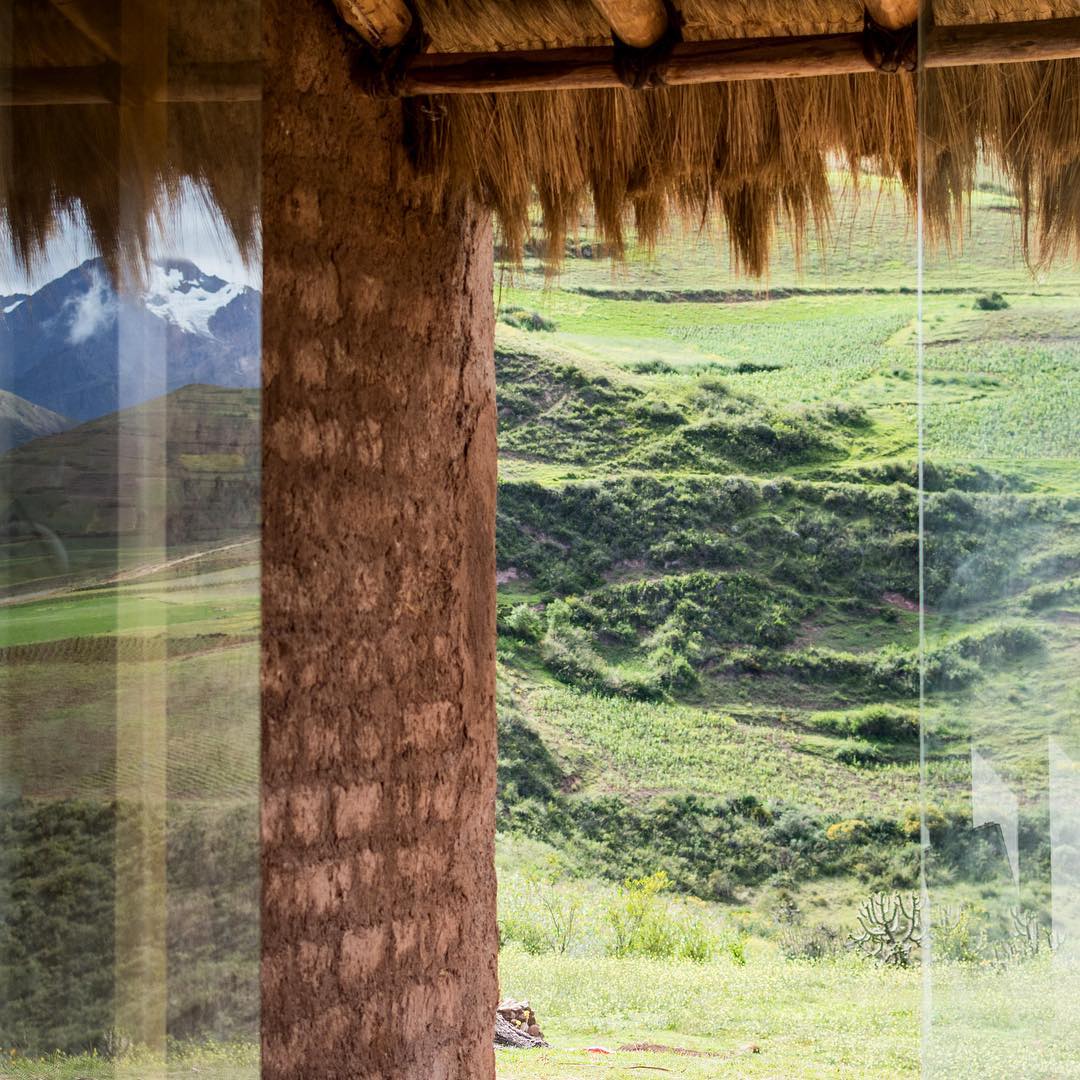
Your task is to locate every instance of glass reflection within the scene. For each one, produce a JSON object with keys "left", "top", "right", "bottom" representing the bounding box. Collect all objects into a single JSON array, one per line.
[
  {"left": 0, "top": 1, "right": 260, "bottom": 1073},
  {"left": 918, "top": 51, "right": 1080, "bottom": 1080}
]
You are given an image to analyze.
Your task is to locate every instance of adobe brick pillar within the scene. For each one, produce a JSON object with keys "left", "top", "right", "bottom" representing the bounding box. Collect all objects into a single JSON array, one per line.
[{"left": 260, "top": 1, "right": 498, "bottom": 1077}]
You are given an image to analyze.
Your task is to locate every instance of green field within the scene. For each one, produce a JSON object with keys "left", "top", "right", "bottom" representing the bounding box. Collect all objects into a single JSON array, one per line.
[
  {"left": 1, "top": 178, "right": 1078, "bottom": 1076},
  {"left": 490, "top": 178, "right": 1079, "bottom": 1074}
]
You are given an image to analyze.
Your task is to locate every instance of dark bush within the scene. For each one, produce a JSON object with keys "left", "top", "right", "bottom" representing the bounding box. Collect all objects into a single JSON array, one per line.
[{"left": 499, "top": 306, "right": 557, "bottom": 331}]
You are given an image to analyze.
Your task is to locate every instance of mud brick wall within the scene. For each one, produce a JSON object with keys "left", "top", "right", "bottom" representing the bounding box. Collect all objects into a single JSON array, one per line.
[{"left": 261, "top": 1, "right": 498, "bottom": 1075}]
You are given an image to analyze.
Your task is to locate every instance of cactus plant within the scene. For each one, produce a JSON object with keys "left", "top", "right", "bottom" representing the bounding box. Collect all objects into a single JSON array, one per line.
[{"left": 850, "top": 892, "right": 922, "bottom": 967}]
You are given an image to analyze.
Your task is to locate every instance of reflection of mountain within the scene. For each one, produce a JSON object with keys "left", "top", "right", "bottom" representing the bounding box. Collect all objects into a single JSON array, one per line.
[
  {"left": 1, "top": 292, "right": 29, "bottom": 314},
  {"left": 0, "top": 258, "right": 260, "bottom": 421},
  {"left": 0, "top": 389, "right": 70, "bottom": 451},
  {"left": 1, "top": 384, "right": 259, "bottom": 548}
]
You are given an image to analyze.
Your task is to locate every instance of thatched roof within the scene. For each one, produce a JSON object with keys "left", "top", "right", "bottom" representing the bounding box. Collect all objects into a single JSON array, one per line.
[
  {"left": 4, "top": 0, "right": 1080, "bottom": 278},
  {"left": 1, "top": 0, "right": 260, "bottom": 279}
]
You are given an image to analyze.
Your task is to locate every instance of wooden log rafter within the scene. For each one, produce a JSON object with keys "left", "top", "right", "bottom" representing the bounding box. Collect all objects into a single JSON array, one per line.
[
  {"left": 3, "top": 13, "right": 1080, "bottom": 105},
  {"left": 330, "top": 0, "right": 412, "bottom": 48},
  {"left": 395, "top": 15, "right": 1080, "bottom": 94},
  {"left": 590, "top": 0, "right": 669, "bottom": 49},
  {"left": 865, "top": 0, "right": 921, "bottom": 31}
]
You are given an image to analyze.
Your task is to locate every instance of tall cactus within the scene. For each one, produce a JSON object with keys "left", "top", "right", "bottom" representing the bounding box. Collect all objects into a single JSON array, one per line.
[{"left": 850, "top": 892, "right": 922, "bottom": 966}]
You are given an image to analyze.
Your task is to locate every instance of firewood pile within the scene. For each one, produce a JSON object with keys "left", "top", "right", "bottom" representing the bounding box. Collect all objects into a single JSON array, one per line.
[{"left": 494, "top": 999, "right": 548, "bottom": 1049}]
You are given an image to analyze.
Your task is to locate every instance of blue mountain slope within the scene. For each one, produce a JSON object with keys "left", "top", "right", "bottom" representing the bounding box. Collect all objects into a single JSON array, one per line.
[{"left": 0, "top": 258, "right": 260, "bottom": 421}]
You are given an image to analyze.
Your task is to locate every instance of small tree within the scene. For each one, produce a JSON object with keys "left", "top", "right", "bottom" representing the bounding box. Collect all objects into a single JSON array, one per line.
[
  {"left": 850, "top": 892, "right": 922, "bottom": 966},
  {"left": 524, "top": 857, "right": 582, "bottom": 956},
  {"left": 606, "top": 870, "right": 674, "bottom": 958}
]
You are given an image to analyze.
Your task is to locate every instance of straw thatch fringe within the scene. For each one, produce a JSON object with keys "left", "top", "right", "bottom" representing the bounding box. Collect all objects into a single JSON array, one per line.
[
  {"left": 0, "top": 99, "right": 261, "bottom": 284},
  {"left": 2, "top": 0, "right": 1079, "bottom": 279},
  {"left": 412, "top": 58, "right": 1080, "bottom": 275}
]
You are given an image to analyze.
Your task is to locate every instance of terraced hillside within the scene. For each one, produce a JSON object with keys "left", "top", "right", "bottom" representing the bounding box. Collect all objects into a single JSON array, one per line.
[
  {"left": 1, "top": 181, "right": 1078, "bottom": 1077},
  {"left": 493, "top": 183, "right": 1080, "bottom": 934}
]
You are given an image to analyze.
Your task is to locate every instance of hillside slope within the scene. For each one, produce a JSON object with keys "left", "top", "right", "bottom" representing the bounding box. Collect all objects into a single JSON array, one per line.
[
  {"left": 0, "top": 388, "right": 70, "bottom": 451},
  {"left": 0, "top": 384, "right": 259, "bottom": 593},
  {"left": 492, "top": 201, "right": 1080, "bottom": 926}
]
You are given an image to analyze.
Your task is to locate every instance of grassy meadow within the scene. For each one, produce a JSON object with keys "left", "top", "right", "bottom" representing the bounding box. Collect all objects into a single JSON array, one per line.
[
  {"left": 490, "top": 179, "right": 1080, "bottom": 1074},
  {"left": 1, "top": 178, "right": 1078, "bottom": 1077}
]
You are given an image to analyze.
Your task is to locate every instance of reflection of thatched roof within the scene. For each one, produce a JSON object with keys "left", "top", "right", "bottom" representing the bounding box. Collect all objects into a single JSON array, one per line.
[
  {"left": 1, "top": 0, "right": 260, "bottom": 279},
  {"left": 4, "top": 0, "right": 1080, "bottom": 277}
]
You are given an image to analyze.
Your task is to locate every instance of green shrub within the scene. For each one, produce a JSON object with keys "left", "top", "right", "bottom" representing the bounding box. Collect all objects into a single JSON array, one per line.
[
  {"left": 627, "top": 358, "right": 677, "bottom": 375},
  {"left": 834, "top": 740, "right": 885, "bottom": 767},
  {"left": 635, "top": 397, "right": 687, "bottom": 426},
  {"left": 523, "top": 857, "right": 583, "bottom": 955},
  {"left": 1026, "top": 576, "right": 1080, "bottom": 611},
  {"left": 607, "top": 871, "right": 676, "bottom": 958},
  {"left": 974, "top": 292, "right": 1009, "bottom": 311},
  {"left": 499, "top": 915, "right": 551, "bottom": 955},
  {"left": 810, "top": 704, "right": 918, "bottom": 743},
  {"left": 502, "top": 603, "right": 544, "bottom": 642},
  {"left": 731, "top": 359, "right": 783, "bottom": 374},
  {"left": 499, "top": 306, "right": 557, "bottom": 331}
]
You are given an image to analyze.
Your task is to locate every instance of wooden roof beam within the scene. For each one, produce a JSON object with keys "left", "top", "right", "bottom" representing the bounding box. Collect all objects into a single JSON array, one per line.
[
  {"left": 331, "top": 0, "right": 412, "bottom": 49},
  {"left": 590, "top": 0, "right": 669, "bottom": 49},
  {"left": 0, "top": 61, "right": 262, "bottom": 105},
  {"left": 4, "top": 14, "right": 1080, "bottom": 104},
  {"left": 49, "top": 0, "right": 121, "bottom": 61},
  {"left": 396, "top": 15, "right": 1080, "bottom": 94},
  {"left": 865, "top": 0, "right": 920, "bottom": 31}
]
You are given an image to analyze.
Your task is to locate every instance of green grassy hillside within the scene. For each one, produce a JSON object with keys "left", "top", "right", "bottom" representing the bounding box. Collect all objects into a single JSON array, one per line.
[
  {"left": 491, "top": 182, "right": 1080, "bottom": 1070},
  {"left": 1, "top": 179, "right": 1078, "bottom": 1076}
]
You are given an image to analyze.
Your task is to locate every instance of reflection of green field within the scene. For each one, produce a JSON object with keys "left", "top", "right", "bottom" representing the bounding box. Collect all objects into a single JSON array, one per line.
[
  {"left": 0, "top": 550, "right": 259, "bottom": 802},
  {"left": 1, "top": 1041, "right": 259, "bottom": 1080},
  {"left": 0, "top": 573, "right": 258, "bottom": 648},
  {"left": 1, "top": 641, "right": 259, "bottom": 802},
  {"left": 0, "top": 540, "right": 261, "bottom": 1054}
]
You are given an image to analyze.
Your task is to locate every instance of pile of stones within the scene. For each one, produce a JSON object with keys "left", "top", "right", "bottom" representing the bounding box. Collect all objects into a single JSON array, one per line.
[{"left": 494, "top": 999, "right": 547, "bottom": 1048}]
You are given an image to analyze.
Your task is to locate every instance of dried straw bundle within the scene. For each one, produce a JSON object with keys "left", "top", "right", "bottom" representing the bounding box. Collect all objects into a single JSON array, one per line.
[
  {"left": 2, "top": 0, "right": 1079, "bottom": 279},
  {"left": 413, "top": 57, "right": 1080, "bottom": 275},
  {"left": 406, "top": 0, "right": 1080, "bottom": 274}
]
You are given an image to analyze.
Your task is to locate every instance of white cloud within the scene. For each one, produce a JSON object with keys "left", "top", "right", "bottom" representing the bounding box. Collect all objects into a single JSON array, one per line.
[{"left": 66, "top": 275, "right": 117, "bottom": 345}]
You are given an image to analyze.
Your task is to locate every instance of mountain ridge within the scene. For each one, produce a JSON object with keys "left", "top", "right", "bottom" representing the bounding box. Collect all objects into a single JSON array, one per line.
[
  {"left": 0, "top": 388, "right": 70, "bottom": 452},
  {"left": 0, "top": 257, "right": 260, "bottom": 422}
]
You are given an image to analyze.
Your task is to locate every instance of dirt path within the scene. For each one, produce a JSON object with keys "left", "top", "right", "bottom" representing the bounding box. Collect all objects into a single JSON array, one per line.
[{"left": 0, "top": 537, "right": 258, "bottom": 607}]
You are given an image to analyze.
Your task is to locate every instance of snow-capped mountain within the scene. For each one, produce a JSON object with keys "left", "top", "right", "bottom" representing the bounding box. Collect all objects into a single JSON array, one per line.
[{"left": 0, "top": 257, "right": 260, "bottom": 421}]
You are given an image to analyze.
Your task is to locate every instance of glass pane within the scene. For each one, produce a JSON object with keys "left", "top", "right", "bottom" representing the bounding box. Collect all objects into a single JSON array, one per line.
[
  {"left": 918, "top": 48, "right": 1080, "bottom": 1077},
  {"left": 0, "top": 4, "right": 261, "bottom": 1074}
]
